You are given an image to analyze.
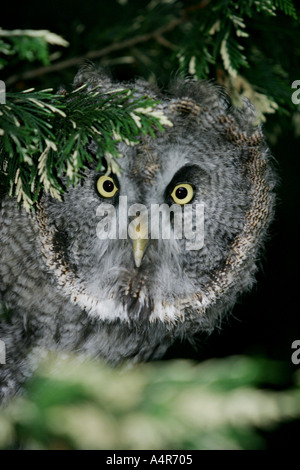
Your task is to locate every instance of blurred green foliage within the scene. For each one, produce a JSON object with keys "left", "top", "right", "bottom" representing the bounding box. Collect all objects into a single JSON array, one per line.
[{"left": 0, "top": 354, "right": 299, "bottom": 450}]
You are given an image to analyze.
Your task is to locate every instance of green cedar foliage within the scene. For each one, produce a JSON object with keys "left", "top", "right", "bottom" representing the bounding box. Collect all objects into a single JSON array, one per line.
[
  {"left": 0, "top": 0, "right": 299, "bottom": 208},
  {"left": 0, "top": 85, "right": 171, "bottom": 210}
]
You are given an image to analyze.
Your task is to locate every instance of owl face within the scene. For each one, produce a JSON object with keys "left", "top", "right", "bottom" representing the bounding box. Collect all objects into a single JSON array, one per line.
[{"left": 38, "top": 72, "right": 275, "bottom": 332}]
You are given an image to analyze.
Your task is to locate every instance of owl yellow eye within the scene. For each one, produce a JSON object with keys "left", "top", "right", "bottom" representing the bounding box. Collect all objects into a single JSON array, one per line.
[
  {"left": 97, "top": 175, "right": 118, "bottom": 198},
  {"left": 171, "top": 183, "right": 194, "bottom": 205}
]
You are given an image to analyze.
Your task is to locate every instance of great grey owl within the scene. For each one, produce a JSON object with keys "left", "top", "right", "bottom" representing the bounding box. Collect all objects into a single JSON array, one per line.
[{"left": 0, "top": 68, "right": 276, "bottom": 403}]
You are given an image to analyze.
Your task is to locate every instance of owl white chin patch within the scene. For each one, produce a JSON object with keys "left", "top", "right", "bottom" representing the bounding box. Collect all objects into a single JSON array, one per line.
[
  {"left": 79, "top": 296, "right": 129, "bottom": 322},
  {"left": 71, "top": 290, "right": 178, "bottom": 324},
  {"left": 150, "top": 301, "right": 178, "bottom": 323}
]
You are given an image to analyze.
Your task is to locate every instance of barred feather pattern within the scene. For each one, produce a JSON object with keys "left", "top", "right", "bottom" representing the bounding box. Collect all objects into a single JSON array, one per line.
[{"left": 0, "top": 70, "right": 276, "bottom": 404}]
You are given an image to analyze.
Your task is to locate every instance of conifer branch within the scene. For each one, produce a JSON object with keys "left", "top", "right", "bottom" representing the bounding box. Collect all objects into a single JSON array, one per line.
[
  {"left": 0, "top": 87, "right": 172, "bottom": 210},
  {"left": 6, "top": 18, "right": 183, "bottom": 86}
]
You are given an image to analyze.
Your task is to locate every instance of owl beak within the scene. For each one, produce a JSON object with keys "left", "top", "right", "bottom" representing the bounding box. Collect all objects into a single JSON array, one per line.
[
  {"left": 132, "top": 238, "right": 149, "bottom": 268},
  {"left": 129, "top": 215, "right": 149, "bottom": 268}
]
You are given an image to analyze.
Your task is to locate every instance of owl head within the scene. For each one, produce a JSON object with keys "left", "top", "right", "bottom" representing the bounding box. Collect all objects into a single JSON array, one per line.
[{"left": 36, "top": 68, "right": 276, "bottom": 338}]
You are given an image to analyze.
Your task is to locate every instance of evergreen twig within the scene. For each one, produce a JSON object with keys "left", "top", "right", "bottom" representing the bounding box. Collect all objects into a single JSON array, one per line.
[{"left": 0, "top": 86, "right": 172, "bottom": 210}]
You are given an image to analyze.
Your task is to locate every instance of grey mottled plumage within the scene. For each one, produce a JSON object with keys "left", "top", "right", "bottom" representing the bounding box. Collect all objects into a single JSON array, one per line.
[{"left": 0, "top": 69, "right": 276, "bottom": 403}]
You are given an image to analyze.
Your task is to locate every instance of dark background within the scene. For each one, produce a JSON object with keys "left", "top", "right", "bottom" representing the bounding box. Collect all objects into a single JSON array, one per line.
[{"left": 1, "top": 0, "right": 299, "bottom": 449}]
